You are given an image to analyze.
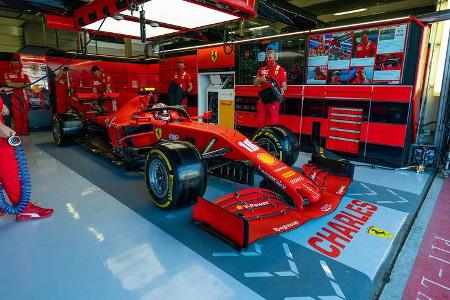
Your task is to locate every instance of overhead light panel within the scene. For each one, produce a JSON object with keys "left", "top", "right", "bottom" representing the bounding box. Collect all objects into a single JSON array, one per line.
[
  {"left": 83, "top": 17, "right": 177, "bottom": 39},
  {"left": 121, "top": 0, "right": 239, "bottom": 29},
  {"left": 334, "top": 8, "right": 367, "bottom": 16},
  {"left": 249, "top": 25, "right": 270, "bottom": 31}
]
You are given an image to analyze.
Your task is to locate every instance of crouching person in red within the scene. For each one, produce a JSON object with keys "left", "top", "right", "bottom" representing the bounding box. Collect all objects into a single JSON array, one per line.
[{"left": 0, "top": 90, "right": 53, "bottom": 221}]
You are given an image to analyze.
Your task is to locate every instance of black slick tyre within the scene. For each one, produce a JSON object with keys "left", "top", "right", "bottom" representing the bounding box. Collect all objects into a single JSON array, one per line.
[
  {"left": 52, "top": 112, "right": 84, "bottom": 146},
  {"left": 145, "top": 142, "right": 207, "bottom": 209},
  {"left": 252, "top": 125, "right": 299, "bottom": 166}
]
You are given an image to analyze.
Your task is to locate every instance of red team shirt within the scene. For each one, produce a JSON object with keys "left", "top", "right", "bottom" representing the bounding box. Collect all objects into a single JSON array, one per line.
[
  {"left": 355, "top": 41, "right": 377, "bottom": 58},
  {"left": 257, "top": 64, "right": 287, "bottom": 92},
  {"left": 92, "top": 73, "right": 112, "bottom": 93},
  {"left": 173, "top": 71, "right": 192, "bottom": 91},
  {"left": 58, "top": 72, "right": 69, "bottom": 86},
  {"left": 4, "top": 71, "right": 30, "bottom": 87},
  {"left": 4, "top": 71, "right": 30, "bottom": 102}
]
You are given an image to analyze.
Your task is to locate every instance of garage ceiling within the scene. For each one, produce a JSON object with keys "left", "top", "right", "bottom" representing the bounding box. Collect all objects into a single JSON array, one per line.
[
  {"left": 0, "top": 0, "right": 437, "bottom": 24},
  {"left": 0, "top": 0, "right": 438, "bottom": 52},
  {"left": 0, "top": 0, "right": 88, "bottom": 15},
  {"left": 289, "top": 0, "right": 436, "bottom": 23}
]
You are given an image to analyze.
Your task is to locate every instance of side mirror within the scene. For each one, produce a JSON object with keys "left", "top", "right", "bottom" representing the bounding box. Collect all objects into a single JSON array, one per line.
[
  {"left": 202, "top": 111, "right": 212, "bottom": 122},
  {"left": 192, "top": 111, "right": 212, "bottom": 122}
]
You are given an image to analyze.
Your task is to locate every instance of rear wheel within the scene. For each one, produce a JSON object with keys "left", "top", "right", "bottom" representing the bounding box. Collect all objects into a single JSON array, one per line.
[
  {"left": 52, "top": 113, "right": 84, "bottom": 146},
  {"left": 145, "top": 142, "right": 207, "bottom": 209},
  {"left": 252, "top": 125, "right": 299, "bottom": 166}
]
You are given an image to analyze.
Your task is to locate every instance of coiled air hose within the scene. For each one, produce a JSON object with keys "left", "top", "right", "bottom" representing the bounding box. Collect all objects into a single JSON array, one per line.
[{"left": 0, "top": 135, "right": 31, "bottom": 214}]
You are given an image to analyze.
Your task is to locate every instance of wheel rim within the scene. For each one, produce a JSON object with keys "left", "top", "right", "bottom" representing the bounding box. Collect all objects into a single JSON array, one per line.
[
  {"left": 148, "top": 158, "right": 169, "bottom": 198},
  {"left": 256, "top": 137, "right": 279, "bottom": 158}
]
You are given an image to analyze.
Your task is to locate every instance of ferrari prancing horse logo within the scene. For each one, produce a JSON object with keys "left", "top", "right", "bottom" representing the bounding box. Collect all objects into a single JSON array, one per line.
[
  {"left": 211, "top": 50, "right": 218, "bottom": 63},
  {"left": 155, "top": 128, "right": 162, "bottom": 140},
  {"left": 368, "top": 226, "right": 394, "bottom": 239}
]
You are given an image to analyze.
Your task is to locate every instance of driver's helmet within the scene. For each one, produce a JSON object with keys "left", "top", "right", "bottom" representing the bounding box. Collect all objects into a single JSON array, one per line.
[{"left": 153, "top": 103, "right": 170, "bottom": 121}]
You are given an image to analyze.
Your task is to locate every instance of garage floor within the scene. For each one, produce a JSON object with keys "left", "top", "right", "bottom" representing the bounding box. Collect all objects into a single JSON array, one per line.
[{"left": 0, "top": 132, "right": 441, "bottom": 300}]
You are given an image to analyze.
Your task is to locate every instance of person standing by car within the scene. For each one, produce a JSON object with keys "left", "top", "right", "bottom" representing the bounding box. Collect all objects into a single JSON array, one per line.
[
  {"left": 55, "top": 66, "right": 71, "bottom": 113},
  {"left": 253, "top": 49, "right": 287, "bottom": 128},
  {"left": 4, "top": 56, "right": 30, "bottom": 135},
  {"left": 171, "top": 60, "right": 193, "bottom": 108},
  {"left": 0, "top": 92, "right": 53, "bottom": 221}
]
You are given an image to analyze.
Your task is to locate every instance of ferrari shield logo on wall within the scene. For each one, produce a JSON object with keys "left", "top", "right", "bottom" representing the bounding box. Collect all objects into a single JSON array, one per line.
[
  {"left": 155, "top": 128, "right": 162, "bottom": 140},
  {"left": 367, "top": 226, "right": 394, "bottom": 239},
  {"left": 211, "top": 50, "right": 218, "bottom": 63}
]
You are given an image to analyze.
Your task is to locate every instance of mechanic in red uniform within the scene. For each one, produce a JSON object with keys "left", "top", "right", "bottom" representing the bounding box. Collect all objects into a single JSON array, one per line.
[
  {"left": 91, "top": 65, "right": 112, "bottom": 94},
  {"left": 91, "top": 65, "right": 116, "bottom": 111},
  {"left": 313, "top": 66, "right": 327, "bottom": 80},
  {"left": 351, "top": 67, "right": 370, "bottom": 84},
  {"left": 55, "top": 66, "right": 71, "bottom": 113},
  {"left": 172, "top": 60, "right": 193, "bottom": 107},
  {"left": 4, "top": 56, "right": 31, "bottom": 135},
  {"left": 253, "top": 49, "right": 287, "bottom": 128},
  {"left": 355, "top": 33, "right": 377, "bottom": 58},
  {"left": 0, "top": 89, "right": 53, "bottom": 221}
]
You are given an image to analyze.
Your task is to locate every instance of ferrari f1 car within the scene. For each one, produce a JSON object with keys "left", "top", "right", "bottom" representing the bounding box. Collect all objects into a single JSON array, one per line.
[{"left": 53, "top": 89, "right": 354, "bottom": 248}]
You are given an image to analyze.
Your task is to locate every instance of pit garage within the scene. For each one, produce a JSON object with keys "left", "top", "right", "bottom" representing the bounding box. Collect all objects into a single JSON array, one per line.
[{"left": 0, "top": 1, "right": 449, "bottom": 299}]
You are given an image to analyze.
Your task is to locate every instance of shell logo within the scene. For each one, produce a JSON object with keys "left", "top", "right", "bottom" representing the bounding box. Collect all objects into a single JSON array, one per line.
[
  {"left": 236, "top": 205, "right": 244, "bottom": 210},
  {"left": 257, "top": 153, "right": 277, "bottom": 166}
]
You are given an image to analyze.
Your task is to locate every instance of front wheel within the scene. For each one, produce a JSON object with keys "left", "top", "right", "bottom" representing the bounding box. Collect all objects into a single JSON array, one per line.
[
  {"left": 252, "top": 125, "right": 299, "bottom": 166},
  {"left": 145, "top": 142, "right": 207, "bottom": 209}
]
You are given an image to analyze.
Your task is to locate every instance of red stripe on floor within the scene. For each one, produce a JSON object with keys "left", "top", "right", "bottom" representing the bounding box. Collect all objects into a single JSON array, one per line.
[{"left": 402, "top": 179, "right": 450, "bottom": 299}]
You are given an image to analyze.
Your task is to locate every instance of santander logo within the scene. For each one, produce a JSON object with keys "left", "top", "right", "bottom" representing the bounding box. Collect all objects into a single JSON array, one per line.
[{"left": 273, "top": 221, "right": 300, "bottom": 232}]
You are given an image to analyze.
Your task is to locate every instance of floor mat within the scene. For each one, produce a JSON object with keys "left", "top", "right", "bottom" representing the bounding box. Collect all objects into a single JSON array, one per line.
[{"left": 38, "top": 141, "right": 431, "bottom": 299}]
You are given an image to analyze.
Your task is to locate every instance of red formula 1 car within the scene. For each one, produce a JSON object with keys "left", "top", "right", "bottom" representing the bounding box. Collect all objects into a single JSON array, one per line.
[{"left": 53, "top": 89, "right": 354, "bottom": 248}]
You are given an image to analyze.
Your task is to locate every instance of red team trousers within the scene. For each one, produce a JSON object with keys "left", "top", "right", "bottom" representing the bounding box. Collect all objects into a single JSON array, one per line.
[
  {"left": 257, "top": 100, "right": 280, "bottom": 128},
  {"left": 11, "top": 90, "right": 29, "bottom": 135},
  {"left": 0, "top": 138, "right": 21, "bottom": 206},
  {"left": 0, "top": 94, "right": 21, "bottom": 206}
]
